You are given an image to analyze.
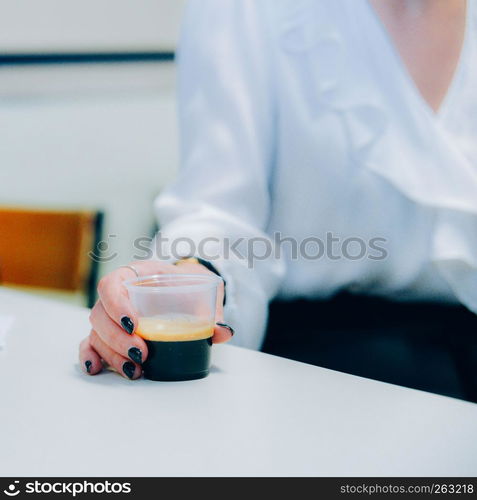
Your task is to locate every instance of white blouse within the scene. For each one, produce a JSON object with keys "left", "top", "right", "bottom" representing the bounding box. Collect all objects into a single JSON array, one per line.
[{"left": 154, "top": 0, "right": 477, "bottom": 350}]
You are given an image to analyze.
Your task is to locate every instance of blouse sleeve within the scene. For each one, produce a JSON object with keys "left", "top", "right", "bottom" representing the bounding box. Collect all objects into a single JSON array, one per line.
[{"left": 153, "top": 0, "right": 285, "bottom": 350}]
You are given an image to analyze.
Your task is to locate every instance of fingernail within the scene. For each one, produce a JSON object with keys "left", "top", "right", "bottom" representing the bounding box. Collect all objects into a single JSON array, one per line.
[
  {"left": 85, "top": 360, "right": 92, "bottom": 374},
  {"left": 216, "top": 322, "right": 234, "bottom": 336},
  {"left": 128, "top": 347, "right": 142, "bottom": 364},
  {"left": 122, "top": 361, "right": 136, "bottom": 380},
  {"left": 121, "top": 316, "right": 134, "bottom": 335}
]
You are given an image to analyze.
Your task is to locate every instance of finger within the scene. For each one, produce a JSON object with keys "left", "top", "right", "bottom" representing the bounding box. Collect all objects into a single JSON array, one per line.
[
  {"left": 90, "top": 301, "right": 148, "bottom": 364},
  {"left": 212, "top": 322, "right": 234, "bottom": 344},
  {"left": 211, "top": 277, "right": 232, "bottom": 343},
  {"left": 79, "top": 336, "right": 103, "bottom": 375},
  {"left": 90, "top": 330, "right": 142, "bottom": 380},
  {"left": 215, "top": 279, "right": 225, "bottom": 314},
  {"left": 97, "top": 261, "right": 177, "bottom": 335}
]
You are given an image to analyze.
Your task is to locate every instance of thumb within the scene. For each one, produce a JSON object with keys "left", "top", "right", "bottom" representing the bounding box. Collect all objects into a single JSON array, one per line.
[
  {"left": 212, "top": 321, "right": 234, "bottom": 344},
  {"left": 212, "top": 281, "right": 234, "bottom": 343}
]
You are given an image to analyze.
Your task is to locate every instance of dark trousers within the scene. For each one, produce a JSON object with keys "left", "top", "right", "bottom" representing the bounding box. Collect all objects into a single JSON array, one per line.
[{"left": 261, "top": 293, "right": 477, "bottom": 403}]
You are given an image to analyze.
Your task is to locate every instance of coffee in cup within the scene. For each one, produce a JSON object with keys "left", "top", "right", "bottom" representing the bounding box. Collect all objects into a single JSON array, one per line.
[{"left": 136, "top": 314, "right": 214, "bottom": 381}]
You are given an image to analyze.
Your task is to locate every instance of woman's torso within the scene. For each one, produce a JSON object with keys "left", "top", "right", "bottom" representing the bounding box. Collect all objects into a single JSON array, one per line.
[{"left": 265, "top": 0, "right": 477, "bottom": 304}]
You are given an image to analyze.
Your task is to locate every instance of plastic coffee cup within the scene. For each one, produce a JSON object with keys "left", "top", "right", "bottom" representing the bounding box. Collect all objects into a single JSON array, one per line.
[{"left": 124, "top": 273, "right": 221, "bottom": 381}]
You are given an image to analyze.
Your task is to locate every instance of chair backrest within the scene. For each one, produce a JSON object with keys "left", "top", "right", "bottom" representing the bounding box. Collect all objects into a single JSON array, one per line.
[{"left": 0, "top": 206, "right": 102, "bottom": 306}]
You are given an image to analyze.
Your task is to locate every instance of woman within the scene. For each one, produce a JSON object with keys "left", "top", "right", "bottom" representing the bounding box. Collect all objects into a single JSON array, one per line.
[{"left": 79, "top": 0, "right": 477, "bottom": 400}]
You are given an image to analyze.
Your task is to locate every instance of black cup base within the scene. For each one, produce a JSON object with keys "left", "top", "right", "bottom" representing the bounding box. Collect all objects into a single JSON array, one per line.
[{"left": 142, "top": 337, "right": 212, "bottom": 382}]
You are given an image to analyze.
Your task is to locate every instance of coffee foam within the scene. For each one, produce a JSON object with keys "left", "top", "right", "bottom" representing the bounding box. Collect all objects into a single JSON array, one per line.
[{"left": 135, "top": 314, "right": 214, "bottom": 342}]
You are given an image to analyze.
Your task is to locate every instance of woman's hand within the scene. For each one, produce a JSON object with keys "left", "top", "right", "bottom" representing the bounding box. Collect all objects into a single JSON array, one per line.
[{"left": 78, "top": 260, "right": 233, "bottom": 379}]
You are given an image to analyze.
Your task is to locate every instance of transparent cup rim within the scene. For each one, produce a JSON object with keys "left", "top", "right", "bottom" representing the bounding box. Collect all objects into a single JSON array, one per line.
[{"left": 123, "top": 273, "right": 222, "bottom": 294}]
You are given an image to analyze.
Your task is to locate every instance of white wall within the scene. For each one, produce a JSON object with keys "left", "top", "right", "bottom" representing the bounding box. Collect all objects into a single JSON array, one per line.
[
  {"left": 0, "top": 0, "right": 187, "bottom": 52},
  {"left": 0, "top": 62, "right": 179, "bottom": 279},
  {"left": 0, "top": 1, "right": 185, "bottom": 283}
]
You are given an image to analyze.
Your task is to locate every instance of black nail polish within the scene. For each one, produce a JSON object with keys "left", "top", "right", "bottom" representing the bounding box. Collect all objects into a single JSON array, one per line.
[
  {"left": 121, "top": 316, "right": 134, "bottom": 335},
  {"left": 216, "top": 322, "right": 235, "bottom": 336},
  {"left": 85, "top": 360, "right": 92, "bottom": 373},
  {"left": 128, "top": 347, "right": 142, "bottom": 364},
  {"left": 122, "top": 361, "right": 136, "bottom": 380}
]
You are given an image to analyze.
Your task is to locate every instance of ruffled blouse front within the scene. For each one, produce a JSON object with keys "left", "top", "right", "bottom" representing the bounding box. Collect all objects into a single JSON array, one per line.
[
  {"left": 155, "top": 0, "right": 477, "bottom": 349},
  {"left": 272, "top": 0, "right": 477, "bottom": 307}
]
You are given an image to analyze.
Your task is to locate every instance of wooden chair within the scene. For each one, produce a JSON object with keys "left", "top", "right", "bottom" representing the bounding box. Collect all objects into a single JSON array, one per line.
[{"left": 0, "top": 207, "right": 103, "bottom": 307}]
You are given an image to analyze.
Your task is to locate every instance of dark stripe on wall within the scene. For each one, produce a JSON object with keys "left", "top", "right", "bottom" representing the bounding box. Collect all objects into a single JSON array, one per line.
[{"left": 0, "top": 51, "right": 175, "bottom": 66}]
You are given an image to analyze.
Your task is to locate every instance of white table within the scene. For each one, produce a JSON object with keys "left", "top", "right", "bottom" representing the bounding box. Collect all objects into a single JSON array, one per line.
[{"left": 0, "top": 287, "right": 476, "bottom": 477}]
